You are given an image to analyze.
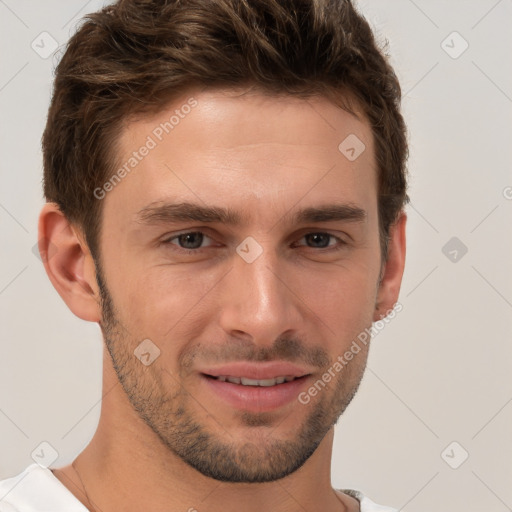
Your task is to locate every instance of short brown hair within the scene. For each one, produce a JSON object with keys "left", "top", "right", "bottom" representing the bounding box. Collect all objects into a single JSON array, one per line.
[{"left": 43, "top": 0, "right": 408, "bottom": 261}]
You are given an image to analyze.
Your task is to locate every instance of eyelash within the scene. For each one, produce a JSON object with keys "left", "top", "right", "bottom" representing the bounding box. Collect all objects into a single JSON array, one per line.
[{"left": 161, "top": 231, "right": 347, "bottom": 253}]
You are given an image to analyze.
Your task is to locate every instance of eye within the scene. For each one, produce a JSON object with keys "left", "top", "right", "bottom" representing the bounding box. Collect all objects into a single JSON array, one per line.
[
  {"left": 296, "top": 232, "right": 345, "bottom": 250},
  {"left": 162, "top": 231, "right": 213, "bottom": 250}
]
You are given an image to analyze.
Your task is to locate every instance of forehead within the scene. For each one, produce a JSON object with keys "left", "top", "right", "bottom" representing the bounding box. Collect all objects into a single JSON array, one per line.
[
  {"left": 126, "top": 86, "right": 372, "bottom": 154},
  {"left": 105, "top": 87, "right": 377, "bottom": 227}
]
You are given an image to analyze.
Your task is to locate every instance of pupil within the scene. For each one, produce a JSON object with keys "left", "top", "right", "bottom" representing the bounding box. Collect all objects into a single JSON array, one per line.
[
  {"left": 179, "top": 232, "right": 203, "bottom": 249},
  {"left": 307, "top": 233, "right": 329, "bottom": 248}
]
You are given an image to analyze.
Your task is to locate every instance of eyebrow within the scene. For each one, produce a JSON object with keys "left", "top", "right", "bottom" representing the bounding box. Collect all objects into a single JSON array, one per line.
[{"left": 135, "top": 201, "right": 366, "bottom": 226}]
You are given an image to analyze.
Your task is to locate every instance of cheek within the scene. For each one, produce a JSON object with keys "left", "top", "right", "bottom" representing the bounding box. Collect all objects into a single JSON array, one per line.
[
  {"left": 108, "top": 263, "right": 221, "bottom": 342},
  {"left": 291, "top": 252, "right": 381, "bottom": 346}
]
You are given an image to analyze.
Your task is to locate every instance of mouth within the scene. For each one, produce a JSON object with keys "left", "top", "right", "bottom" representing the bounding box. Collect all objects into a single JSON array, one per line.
[
  {"left": 203, "top": 374, "right": 303, "bottom": 386},
  {"left": 200, "top": 372, "right": 312, "bottom": 412}
]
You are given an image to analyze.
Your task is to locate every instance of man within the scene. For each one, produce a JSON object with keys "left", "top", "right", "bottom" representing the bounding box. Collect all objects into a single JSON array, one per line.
[{"left": 0, "top": 0, "right": 408, "bottom": 510}]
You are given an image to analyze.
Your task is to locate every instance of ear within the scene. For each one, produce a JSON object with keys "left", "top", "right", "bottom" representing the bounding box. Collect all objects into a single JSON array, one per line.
[
  {"left": 373, "top": 212, "right": 406, "bottom": 321},
  {"left": 37, "top": 203, "right": 101, "bottom": 322}
]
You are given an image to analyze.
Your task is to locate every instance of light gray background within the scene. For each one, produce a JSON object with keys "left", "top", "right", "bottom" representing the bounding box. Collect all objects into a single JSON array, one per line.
[{"left": 1, "top": 1, "right": 511, "bottom": 511}]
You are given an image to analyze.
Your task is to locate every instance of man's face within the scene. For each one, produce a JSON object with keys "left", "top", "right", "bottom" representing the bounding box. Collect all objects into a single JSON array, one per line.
[{"left": 97, "top": 87, "right": 384, "bottom": 482}]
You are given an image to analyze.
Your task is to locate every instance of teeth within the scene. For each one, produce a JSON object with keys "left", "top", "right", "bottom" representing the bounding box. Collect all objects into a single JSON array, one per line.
[
  {"left": 215, "top": 375, "right": 297, "bottom": 386},
  {"left": 241, "top": 377, "right": 262, "bottom": 386}
]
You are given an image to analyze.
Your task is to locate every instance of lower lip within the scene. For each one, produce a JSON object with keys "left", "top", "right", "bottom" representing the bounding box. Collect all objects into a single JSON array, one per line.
[{"left": 201, "top": 374, "right": 310, "bottom": 412}]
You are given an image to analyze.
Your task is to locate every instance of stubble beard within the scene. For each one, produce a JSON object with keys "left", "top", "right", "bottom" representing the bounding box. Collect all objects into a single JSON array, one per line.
[{"left": 95, "top": 263, "right": 369, "bottom": 483}]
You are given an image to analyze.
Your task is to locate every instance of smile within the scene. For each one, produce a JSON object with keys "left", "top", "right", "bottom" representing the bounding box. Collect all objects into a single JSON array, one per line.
[
  {"left": 201, "top": 373, "right": 311, "bottom": 412},
  {"left": 206, "top": 375, "right": 298, "bottom": 386}
]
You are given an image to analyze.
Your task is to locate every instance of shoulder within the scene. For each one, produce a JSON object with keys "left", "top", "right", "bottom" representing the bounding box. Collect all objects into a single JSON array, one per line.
[
  {"left": 338, "top": 488, "right": 401, "bottom": 512},
  {"left": 0, "top": 464, "right": 86, "bottom": 512},
  {"left": 0, "top": 464, "right": 40, "bottom": 511}
]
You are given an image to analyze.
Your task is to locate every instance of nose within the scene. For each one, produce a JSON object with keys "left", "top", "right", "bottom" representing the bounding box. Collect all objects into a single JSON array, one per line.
[{"left": 218, "top": 240, "right": 305, "bottom": 346}]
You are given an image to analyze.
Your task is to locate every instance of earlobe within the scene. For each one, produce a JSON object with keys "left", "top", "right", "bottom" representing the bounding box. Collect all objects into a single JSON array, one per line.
[
  {"left": 373, "top": 212, "right": 407, "bottom": 322},
  {"left": 37, "top": 203, "right": 101, "bottom": 322}
]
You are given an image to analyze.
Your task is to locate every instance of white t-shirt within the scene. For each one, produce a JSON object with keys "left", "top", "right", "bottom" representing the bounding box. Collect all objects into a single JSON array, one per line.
[{"left": 0, "top": 464, "right": 398, "bottom": 512}]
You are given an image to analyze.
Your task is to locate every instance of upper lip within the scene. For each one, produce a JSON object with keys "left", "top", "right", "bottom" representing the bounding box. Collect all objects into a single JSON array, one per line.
[{"left": 200, "top": 362, "right": 312, "bottom": 380}]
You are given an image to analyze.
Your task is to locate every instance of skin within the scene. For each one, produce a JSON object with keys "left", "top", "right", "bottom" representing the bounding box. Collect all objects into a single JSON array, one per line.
[{"left": 39, "top": 86, "right": 406, "bottom": 512}]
